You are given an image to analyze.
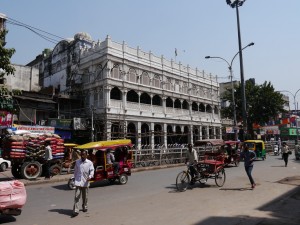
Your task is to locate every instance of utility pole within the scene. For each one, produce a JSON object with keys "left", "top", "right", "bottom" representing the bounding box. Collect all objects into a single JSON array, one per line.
[{"left": 91, "top": 105, "right": 95, "bottom": 142}]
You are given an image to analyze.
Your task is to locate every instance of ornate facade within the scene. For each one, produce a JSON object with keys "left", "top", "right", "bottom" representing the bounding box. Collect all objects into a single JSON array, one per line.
[{"left": 34, "top": 33, "right": 222, "bottom": 149}]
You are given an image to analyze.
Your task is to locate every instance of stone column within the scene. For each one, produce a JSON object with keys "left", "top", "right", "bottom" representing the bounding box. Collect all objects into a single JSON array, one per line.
[
  {"left": 106, "top": 120, "right": 112, "bottom": 140},
  {"left": 163, "top": 123, "right": 168, "bottom": 148},
  {"left": 137, "top": 121, "right": 141, "bottom": 150},
  {"left": 188, "top": 124, "right": 193, "bottom": 144},
  {"left": 151, "top": 122, "right": 155, "bottom": 149}
]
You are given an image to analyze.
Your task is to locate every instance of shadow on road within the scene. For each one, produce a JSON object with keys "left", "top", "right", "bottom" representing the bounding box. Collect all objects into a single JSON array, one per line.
[
  {"left": 219, "top": 187, "right": 253, "bottom": 191},
  {"left": 0, "top": 215, "right": 16, "bottom": 224},
  {"left": 49, "top": 208, "right": 73, "bottom": 216},
  {"left": 192, "top": 178, "right": 300, "bottom": 225}
]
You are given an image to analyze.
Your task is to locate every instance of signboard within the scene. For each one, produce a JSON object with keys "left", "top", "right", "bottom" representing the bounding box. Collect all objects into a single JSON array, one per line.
[
  {"left": 15, "top": 125, "right": 55, "bottom": 134},
  {"left": 73, "top": 118, "right": 87, "bottom": 130},
  {"left": 47, "top": 118, "right": 72, "bottom": 129}
]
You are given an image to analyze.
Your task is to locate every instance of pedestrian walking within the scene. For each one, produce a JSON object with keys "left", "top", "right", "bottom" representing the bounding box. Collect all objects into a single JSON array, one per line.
[
  {"left": 44, "top": 140, "right": 53, "bottom": 179},
  {"left": 282, "top": 142, "right": 291, "bottom": 167},
  {"left": 72, "top": 150, "right": 95, "bottom": 217},
  {"left": 240, "top": 144, "right": 256, "bottom": 189}
]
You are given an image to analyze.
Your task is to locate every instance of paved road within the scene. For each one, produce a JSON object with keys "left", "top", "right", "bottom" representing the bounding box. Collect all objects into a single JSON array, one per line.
[{"left": 1, "top": 153, "right": 300, "bottom": 225}]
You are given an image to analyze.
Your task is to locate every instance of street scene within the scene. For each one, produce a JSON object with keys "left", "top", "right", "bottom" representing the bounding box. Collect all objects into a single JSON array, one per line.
[
  {"left": 1, "top": 152, "right": 300, "bottom": 225},
  {"left": 2, "top": 0, "right": 300, "bottom": 225}
]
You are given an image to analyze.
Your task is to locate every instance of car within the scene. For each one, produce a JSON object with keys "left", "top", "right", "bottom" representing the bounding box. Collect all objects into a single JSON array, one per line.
[{"left": 0, "top": 157, "right": 11, "bottom": 172}]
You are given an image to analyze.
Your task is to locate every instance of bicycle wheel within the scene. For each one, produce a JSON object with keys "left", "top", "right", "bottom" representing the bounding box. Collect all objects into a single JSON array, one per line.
[
  {"left": 176, "top": 171, "right": 190, "bottom": 192},
  {"left": 215, "top": 168, "right": 226, "bottom": 187}
]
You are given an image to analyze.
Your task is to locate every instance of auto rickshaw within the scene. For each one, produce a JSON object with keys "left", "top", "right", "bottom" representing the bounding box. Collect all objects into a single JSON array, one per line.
[
  {"left": 243, "top": 140, "right": 266, "bottom": 160},
  {"left": 224, "top": 140, "right": 240, "bottom": 167},
  {"left": 67, "top": 139, "right": 133, "bottom": 189}
]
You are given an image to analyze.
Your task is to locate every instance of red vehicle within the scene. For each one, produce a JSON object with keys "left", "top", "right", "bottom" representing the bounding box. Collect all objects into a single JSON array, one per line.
[
  {"left": 224, "top": 140, "right": 241, "bottom": 167},
  {"left": 67, "top": 139, "right": 133, "bottom": 189},
  {"left": 176, "top": 139, "right": 226, "bottom": 191}
]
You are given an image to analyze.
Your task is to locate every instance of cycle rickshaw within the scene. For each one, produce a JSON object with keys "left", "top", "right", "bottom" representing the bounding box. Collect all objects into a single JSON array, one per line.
[
  {"left": 224, "top": 140, "right": 241, "bottom": 167},
  {"left": 67, "top": 139, "right": 133, "bottom": 189},
  {"left": 176, "top": 139, "right": 226, "bottom": 191}
]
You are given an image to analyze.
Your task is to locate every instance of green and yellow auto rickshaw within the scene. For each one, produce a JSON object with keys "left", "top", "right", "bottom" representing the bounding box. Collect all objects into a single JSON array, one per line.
[{"left": 244, "top": 140, "right": 266, "bottom": 160}]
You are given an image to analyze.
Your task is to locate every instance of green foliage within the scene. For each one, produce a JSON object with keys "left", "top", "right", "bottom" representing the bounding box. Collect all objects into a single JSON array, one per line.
[
  {"left": 0, "top": 29, "right": 15, "bottom": 78},
  {"left": 221, "top": 80, "right": 286, "bottom": 138}
]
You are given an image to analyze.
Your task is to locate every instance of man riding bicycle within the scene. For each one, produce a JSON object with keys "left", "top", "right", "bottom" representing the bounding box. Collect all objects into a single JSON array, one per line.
[{"left": 186, "top": 143, "right": 200, "bottom": 185}]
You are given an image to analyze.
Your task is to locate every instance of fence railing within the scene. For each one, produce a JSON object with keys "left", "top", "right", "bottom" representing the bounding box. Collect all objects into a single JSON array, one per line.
[
  {"left": 130, "top": 141, "right": 297, "bottom": 168},
  {"left": 131, "top": 145, "right": 208, "bottom": 168}
]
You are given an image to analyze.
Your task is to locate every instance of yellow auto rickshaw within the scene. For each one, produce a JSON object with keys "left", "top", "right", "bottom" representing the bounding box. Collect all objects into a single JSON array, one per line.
[{"left": 244, "top": 140, "right": 266, "bottom": 160}]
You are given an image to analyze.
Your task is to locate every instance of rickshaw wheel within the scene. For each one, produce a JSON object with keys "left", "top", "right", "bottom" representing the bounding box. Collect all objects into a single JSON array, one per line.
[
  {"left": 119, "top": 174, "right": 128, "bottom": 185},
  {"left": 67, "top": 177, "right": 76, "bottom": 190},
  {"left": 215, "top": 168, "right": 226, "bottom": 187},
  {"left": 176, "top": 171, "right": 190, "bottom": 192}
]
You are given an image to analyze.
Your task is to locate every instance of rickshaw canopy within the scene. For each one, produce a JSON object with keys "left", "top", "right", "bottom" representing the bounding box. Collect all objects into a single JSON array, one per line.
[
  {"left": 75, "top": 139, "right": 132, "bottom": 151},
  {"left": 64, "top": 143, "right": 78, "bottom": 147},
  {"left": 194, "top": 139, "right": 225, "bottom": 147},
  {"left": 244, "top": 140, "right": 265, "bottom": 150}
]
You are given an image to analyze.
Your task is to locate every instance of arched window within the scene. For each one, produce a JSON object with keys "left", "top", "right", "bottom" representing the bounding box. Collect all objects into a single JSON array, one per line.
[
  {"left": 127, "top": 90, "right": 139, "bottom": 102},
  {"left": 152, "top": 95, "right": 162, "bottom": 106},
  {"left": 164, "top": 78, "right": 172, "bottom": 91},
  {"left": 206, "top": 104, "right": 213, "bottom": 113},
  {"left": 110, "top": 87, "right": 122, "bottom": 100},
  {"left": 140, "top": 92, "right": 151, "bottom": 104},
  {"left": 192, "top": 102, "right": 198, "bottom": 111},
  {"left": 182, "top": 100, "right": 189, "bottom": 110},
  {"left": 182, "top": 82, "right": 188, "bottom": 94},
  {"left": 152, "top": 75, "right": 161, "bottom": 88},
  {"left": 111, "top": 65, "right": 120, "bottom": 79},
  {"left": 199, "top": 103, "right": 205, "bottom": 112},
  {"left": 174, "top": 80, "right": 180, "bottom": 92},
  {"left": 128, "top": 68, "right": 137, "bottom": 83},
  {"left": 141, "top": 72, "right": 150, "bottom": 85},
  {"left": 166, "top": 97, "right": 173, "bottom": 108},
  {"left": 174, "top": 99, "right": 181, "bottom": 109}
]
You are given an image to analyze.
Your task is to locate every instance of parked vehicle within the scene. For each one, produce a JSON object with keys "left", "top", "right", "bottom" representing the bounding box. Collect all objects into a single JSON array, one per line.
[
  {"left": 0, "top": 180, "right": 27, "bottom": 216},
  {"left": 0, "top": 157, "right": 11, "bottom": 172},
  {"left": 243, "top": 140, "right": 266, "bottom": 160},
  {"left": 67, "top": 139, "right": 133, "bottom": 190},
  {"left": 1, "top": 133, "right": 66, "bottom": 179}
]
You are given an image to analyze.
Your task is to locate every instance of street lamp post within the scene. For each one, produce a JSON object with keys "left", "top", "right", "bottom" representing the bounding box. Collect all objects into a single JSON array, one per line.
[
  {"left": 279, "top": 89, "right": 300, "bottom": 143},
  {"left": 226, "top": 0, "right": 247, "bottom": 140},
  {"left": 205, "top": 42, "right": 254, "bottom": 141}
]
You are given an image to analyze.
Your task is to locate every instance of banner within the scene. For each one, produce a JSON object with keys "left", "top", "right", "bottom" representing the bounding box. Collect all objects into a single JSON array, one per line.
[{"left": 15, "top": 125, "right": 55, "bottom": 134}]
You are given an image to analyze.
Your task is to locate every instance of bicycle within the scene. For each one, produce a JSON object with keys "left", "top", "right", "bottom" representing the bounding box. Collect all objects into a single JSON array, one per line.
[{"left": 176, "top": 160, "right": 226, "bottom": 192}]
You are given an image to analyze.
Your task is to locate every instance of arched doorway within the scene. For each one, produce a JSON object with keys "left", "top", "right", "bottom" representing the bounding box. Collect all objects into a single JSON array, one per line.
[
  {"left": 141, "top": 123, "right": 150, "bottom": 147},
  {"left": 127, "top": 122, "right": 137, "bottom": 146}
]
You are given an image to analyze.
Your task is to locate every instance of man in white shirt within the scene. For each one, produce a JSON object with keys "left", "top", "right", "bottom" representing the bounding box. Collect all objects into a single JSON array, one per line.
[
  {"left": 44, "top": 140, "right": 53, "bottom": 179},
  {"left": 72, "top": 150, "right": 95, "bottom": 217},
  {"left": 186, "top": 144, "right": 199, "bottom": 185}
]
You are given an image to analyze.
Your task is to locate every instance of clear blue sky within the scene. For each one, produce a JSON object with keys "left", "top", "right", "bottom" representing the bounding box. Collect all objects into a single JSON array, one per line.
[{"left": 2, "top": 0, "right": 300, "bottom": 105}]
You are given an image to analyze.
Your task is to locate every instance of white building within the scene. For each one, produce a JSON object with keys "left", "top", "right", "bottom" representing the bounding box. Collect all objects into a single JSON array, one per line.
[{"left": 32, "top": 33, "right": 222, "bottom": 149}]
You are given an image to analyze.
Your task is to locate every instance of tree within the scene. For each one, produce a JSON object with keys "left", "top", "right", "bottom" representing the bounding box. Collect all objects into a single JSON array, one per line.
[
  {"left": 221, "top": 80, "right": 286, "bottom": 139},
  {"left": 0, "top": 29, "right": 15, "bottom": 78},
  {"left": 0, "top": 29, "right": 16, "bottom": 112}
]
